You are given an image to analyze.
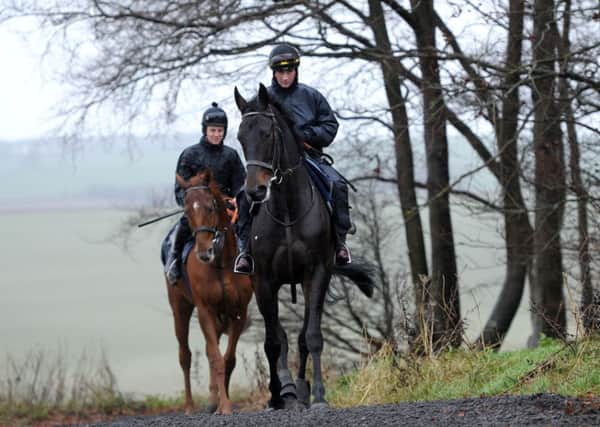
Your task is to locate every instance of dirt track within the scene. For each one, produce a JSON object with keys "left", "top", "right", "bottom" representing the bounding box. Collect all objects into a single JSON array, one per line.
[{"left": 77, "top": 393, "right": 599, "bottom": 426}]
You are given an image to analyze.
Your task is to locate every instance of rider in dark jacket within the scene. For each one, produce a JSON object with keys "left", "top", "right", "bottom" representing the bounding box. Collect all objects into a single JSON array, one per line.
[
  {"left": 165, "top": 102, "right": 246, "bottom": 285},
  {"left": 233, "top": 43, "right": 352, "bottom": 274}
]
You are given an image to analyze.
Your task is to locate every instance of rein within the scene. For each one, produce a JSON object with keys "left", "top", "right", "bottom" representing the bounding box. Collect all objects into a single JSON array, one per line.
[
  {"left": 240, "top": 108, "right": 314, "bottom": 227},
  {"left": 183, "top": 184, "right": 244, "bottom": 318},
  {"left": 241, "top": 110, "right": 303, "bottom": 183},
  {"left": 183, "top": 185, "right": 227, "bottom": 265}
]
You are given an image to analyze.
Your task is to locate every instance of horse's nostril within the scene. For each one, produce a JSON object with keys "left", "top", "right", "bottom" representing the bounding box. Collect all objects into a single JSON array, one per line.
[{"left": 248, "top": 185, "right": 268, "bottom": 201}]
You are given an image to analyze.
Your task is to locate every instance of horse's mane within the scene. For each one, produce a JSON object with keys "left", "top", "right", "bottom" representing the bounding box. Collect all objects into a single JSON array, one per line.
[{"left": 201, "top": 178, "right": 231, "bottom": 228}]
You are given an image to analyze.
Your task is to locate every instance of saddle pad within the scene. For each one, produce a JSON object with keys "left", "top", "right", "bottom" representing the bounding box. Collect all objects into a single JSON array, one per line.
[
  {"left": 160, "top": 225, "right": 194, "bottom": 293},
  {"left": 303, "top": 156, "right": 333, "bottom": 213}
]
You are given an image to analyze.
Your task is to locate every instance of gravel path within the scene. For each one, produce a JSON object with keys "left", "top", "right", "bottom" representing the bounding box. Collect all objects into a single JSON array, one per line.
[{"left": 77, "top": 394, "right": 598, "bottom": 426}]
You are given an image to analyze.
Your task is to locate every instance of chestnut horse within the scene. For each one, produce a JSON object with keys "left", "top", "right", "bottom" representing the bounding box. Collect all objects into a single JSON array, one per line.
[{"left": 165, "top": 170, "right": 253, "bottom": 415}]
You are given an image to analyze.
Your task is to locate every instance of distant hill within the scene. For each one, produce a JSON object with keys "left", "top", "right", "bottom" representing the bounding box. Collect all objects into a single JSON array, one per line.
[
  {"left": 0, "top": 133, "right": 243, "bottom": 211},
  {"left": 0, "top": 131, "right": 499, "bottom": 212}
]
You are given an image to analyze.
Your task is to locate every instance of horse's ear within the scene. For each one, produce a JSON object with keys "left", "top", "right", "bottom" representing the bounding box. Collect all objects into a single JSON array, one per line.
[
  {"left": 257, "top": 83, "right": 270, "bottom": 111},
  {"left": 234, "top": 86, "right": 247, "bottom": 112},
  {"left": 175, "top": 173, "right": 186, "bottom": 187},
  {"left": 200, "top": 168, "right": 212, "bottom": 186}
]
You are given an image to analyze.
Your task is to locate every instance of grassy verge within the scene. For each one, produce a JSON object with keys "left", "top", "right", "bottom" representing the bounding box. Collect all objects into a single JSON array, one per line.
[
  {"left": 3, "top": 337, "right": 599, "bottom": 425},
  {"left": 327, "top": 336, "right": 600, "bottom": 407}
]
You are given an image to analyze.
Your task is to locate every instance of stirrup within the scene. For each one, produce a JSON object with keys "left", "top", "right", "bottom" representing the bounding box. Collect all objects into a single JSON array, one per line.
[{"left": 233, "top": 253, "right": 254, "bottom": 275}]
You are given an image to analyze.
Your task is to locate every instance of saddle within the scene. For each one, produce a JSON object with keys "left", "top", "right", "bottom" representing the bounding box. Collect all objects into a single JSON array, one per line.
[{"left": 303, "top": 155, "right": 333, "bottom": 214}]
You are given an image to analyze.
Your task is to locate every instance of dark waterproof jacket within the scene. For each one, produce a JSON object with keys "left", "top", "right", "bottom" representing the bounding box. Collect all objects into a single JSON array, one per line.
[
  {"left": 174, "top": 136, "right": 246, "bottom": 206},
  {"left": 268, "top": 79, "right": 339, "bottom": 151}
]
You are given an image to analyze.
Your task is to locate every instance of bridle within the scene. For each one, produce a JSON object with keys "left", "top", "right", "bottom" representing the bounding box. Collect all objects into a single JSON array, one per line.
[
  {"left": 241, "top": 109, "right": 303, "bottom": 195},
  {"left": 183, "top": 185, "right": 226, "bottom": 261},
  {"left": 240, "top": 107, "right": 314, "bottom": 227}
]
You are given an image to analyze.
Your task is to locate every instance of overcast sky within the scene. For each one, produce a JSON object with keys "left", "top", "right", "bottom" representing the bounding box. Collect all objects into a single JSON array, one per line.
[{"left": 0, "top": 22, "right": 65, "bottom": 141}]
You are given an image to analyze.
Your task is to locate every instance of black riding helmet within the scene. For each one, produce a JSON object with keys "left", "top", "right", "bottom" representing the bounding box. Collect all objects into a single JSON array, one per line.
[
  {"left": 202, "top": 102, "right": 228, "bottom": 138},
  {"left": 269, "top": 43, "right": 300, "bottom": 71}
]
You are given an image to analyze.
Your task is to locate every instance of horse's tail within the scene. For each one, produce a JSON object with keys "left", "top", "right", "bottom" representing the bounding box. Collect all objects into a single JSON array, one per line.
[{"left": 332, "top": 260, "right": 376, "bottom": 298}]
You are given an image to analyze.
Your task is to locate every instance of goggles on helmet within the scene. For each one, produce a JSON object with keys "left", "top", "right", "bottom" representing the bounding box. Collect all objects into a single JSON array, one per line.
[{"left": 270, "top": 55, "right": 300, "bottom": 71}]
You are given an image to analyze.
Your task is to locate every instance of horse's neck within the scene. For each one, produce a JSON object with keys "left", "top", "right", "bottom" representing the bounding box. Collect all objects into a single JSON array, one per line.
[
  {"left": 218, "top": 211, "right": 236, "bottom": 259},
  {"left": 273, "top": 157, "right": 313, "bottom": 213}
]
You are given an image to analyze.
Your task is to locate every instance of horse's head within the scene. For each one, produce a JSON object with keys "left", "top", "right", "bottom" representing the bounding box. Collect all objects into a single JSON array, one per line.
[
  {"left": 234, "top": 83, "right": 276, "bottom": 203},
  {"left": 177, "top": 170, "right": 227, "bottom": 264},
  {"left": 234, "top": 83, "right": 301, "bottom": 204}
]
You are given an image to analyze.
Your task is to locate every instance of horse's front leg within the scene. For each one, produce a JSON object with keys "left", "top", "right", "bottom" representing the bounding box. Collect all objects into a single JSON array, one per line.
[
  {"left": 223, "top": 307, "right": 248, "bottom": 396},
  {"left": 305, "top": 265, "right": 331, "bottom": 408},
  {"left": 295, "top": 288, "right": 311, "bottom": 408},
  {"left": 277, "top": 320, "right": 297, "bottom": 400},
  {"left": 205, "top": 344, "right": 218, "bottom": 414},
  {"left": 255, "top": 281, "right": 285, "bottom": 409},
  {"left": 197, "top": 306, "right": 231, "bottom": 415},
  {"left": 167, "top": 284, "right": 195, "bottom": 415}
]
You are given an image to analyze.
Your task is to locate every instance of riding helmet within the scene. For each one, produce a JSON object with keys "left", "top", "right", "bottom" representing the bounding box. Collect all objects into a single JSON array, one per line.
[
  {"left": 269, "top": 43, "right": 300, "bottom": 71},
  {"left": 202, "top": 102, "right": 228, "bottom": 136}
]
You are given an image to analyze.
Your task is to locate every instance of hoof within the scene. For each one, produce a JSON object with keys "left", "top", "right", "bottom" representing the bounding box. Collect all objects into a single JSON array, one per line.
[
  {"left": 310, "top": 401, "right": 329, "bottom": 411},
  {"left": 265, "top": 397, "right": 284, "bottom": 411},
  {"left": 205, "top": 402, "right": 218, "bottom": 414},
  {"left": 282, "top": 394, "right": 304, "bottom": 411},
  {"left": 296, "top": 378, "right": 311, "bottom": 408}
]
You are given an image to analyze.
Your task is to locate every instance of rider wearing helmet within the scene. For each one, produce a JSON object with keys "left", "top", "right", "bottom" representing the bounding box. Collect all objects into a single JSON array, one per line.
[
  {"left": 165, "top": 102, "right": 246, "bottom": 285},
  {"left": 233, "top": 43, "right": 352, "bottom": 274}
]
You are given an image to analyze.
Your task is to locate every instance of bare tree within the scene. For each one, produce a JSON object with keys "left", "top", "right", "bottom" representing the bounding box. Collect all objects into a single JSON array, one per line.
[
  {"left": 528, "top": 0, "right": 567, "bottom": 344},
  {"left": 4, "top": 0, "right": 599, "bottom": 352}
]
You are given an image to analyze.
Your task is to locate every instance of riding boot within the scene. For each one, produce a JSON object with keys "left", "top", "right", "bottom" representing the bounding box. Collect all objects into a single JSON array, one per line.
[
  {"left": 334, "top": 234, "right": 352, "bottom": 266},
  {"left": 332, "top": 181, "right": 352, "bottom": 266},
  {"left": 233, "top": 190, "right": 254, "bottom": 275},
  {"left": 234, "top": 236, "right": 254, "bottom": 274},
  {"left": 166, "top": 218, "right": 190, "bottom": 285}
]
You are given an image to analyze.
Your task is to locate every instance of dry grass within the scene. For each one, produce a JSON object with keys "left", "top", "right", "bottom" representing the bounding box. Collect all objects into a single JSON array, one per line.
[{"left": 326, "top": 336, "right": 600, "bottom": 407}]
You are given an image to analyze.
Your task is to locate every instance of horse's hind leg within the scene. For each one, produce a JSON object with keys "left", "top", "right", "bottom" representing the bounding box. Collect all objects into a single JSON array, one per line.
[
  {"left": 167, "top": 285, "right": 195, "bottom": 414},
  {"left": 305, "top": 266, "right": 331, "bottom": 407}
]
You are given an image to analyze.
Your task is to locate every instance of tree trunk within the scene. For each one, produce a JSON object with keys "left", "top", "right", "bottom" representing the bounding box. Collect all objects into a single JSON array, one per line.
[
  {"left": 530, "top": 0, "right": 567, "bottom": 345},
  {"left": 477, "top": 0, "right": 533, "bottom": 349},
  {"left": 410, "top": 0, "right": 461, "bottom": 349},
  {"left": 367, "top": 0, "right": 430, "bottom": 346},
  {"left": 553, "top": 0, "right": 598, "bottom": 333}
]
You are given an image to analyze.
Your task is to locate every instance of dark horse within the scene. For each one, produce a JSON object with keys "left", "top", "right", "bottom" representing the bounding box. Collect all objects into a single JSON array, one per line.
[
  {"left": 234, "top": 84, "right": 374, "bottom": 410},
  {"left": 163, "top": 170, "right": 253, "bottom": 415}
]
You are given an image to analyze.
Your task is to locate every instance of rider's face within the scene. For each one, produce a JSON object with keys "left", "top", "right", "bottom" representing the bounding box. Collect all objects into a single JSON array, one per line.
[
  {"left": 206, "top": 126, "right": 225, "bottom": 145},
  {"left": 274, "top": 68, "right": 297, "bottom": 88}
]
